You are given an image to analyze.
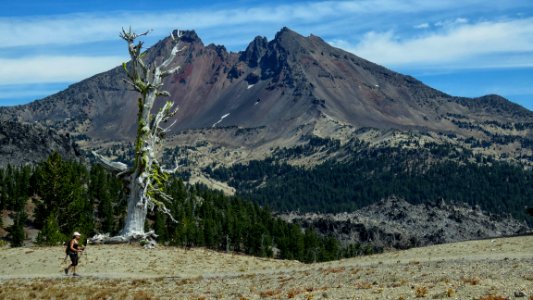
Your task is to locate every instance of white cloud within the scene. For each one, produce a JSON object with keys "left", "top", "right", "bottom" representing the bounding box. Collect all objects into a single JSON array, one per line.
[
  {"left": 0, "top": 0, "right": 486, "bottom": 49},
  {"left": 434, "top": 17, "right": 469, "bottom": 28},
  {"left": 0, "top": 0, "right": 531, "bottom": 93},
  {"left": 335, "top": 18, "right": 533, "bottom": 68},
  {"left": 0, "top": 56, "right": 125, "bottom": 84},
  {"left": 455, "top": 17, "right": 469, "bottom": 24},
  {"left": 0, "top": 13, "right": 162, "bottom": 48},
  {"left": 414, "top": 23, "right": 430, "bottom": 29}
]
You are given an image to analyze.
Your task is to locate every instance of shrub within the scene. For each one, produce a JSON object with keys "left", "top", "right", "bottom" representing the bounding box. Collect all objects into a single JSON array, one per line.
[{"left": 415, "top": 286, "right": 428, "bottom": 298}]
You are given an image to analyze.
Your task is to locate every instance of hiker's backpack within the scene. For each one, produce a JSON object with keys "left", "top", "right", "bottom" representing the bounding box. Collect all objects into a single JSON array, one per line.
[{"left": 65, "top": 239, "right": 72, "bottom": 254}]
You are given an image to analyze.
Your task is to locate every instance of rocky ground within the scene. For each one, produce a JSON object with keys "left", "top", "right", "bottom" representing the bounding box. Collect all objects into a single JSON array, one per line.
[
  {"left": 281, "top": 197, "right": 530, "bottom": 249},
  {"left": 0, "top": 235, "right": 531, "bottom": 299}
]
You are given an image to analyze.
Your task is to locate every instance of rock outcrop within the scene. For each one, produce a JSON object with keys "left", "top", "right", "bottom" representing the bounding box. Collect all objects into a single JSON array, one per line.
[
  {"left": 281, "top": 197, "right": 530, "bottom": 249},
  {"left": 0, "top": 121, "right": 79, "bottom": 167}
]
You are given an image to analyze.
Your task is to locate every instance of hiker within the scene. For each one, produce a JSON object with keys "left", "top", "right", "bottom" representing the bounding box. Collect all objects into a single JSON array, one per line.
[{"left": 64, "top": 232, "right": 84, "bottom": 276}]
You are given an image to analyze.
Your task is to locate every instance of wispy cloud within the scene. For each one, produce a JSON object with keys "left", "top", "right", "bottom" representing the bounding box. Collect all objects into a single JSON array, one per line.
[
  {"left": 434, "top": 17, "right": 469, "bottom": 27},
  {"left": 1, "top": 0, "right": 532, "bottom": 107},
  {"left": 2, "top": 0, "right": 477, "bottom": 90},
  {"left": 333, "top": 18, "right": 533, "bottom": 69},
  {"left": 0, "top": 56, "right": 125, "bottom": 84},
  {"left": 414, "top": 23, "right": 430, "bottom": 29},
  {"left": 0, "top": 0, "right": 490, "bottom": 49}
]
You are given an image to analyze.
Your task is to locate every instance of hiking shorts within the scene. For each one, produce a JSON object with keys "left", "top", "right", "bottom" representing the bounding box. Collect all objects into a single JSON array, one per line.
[{"left": 69, "top": 253, "right": 79, "bottom": 266}]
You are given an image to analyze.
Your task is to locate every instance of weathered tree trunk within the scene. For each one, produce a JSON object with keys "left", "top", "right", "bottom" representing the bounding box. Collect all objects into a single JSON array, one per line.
[
  {"left": 122, "top": 178, "right": 147, "bottom": 235},
  {"left": 92, "top": 28, "right": 183, "bottom": 243}
]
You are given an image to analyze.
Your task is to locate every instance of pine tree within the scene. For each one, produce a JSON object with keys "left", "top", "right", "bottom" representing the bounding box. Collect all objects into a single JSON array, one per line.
[
  {"left": 7, "top": 210, "right": 27, "bottom": 247},
  {"left": 0, "top": 168, "right": 4, "bottom": 211},
  {"left": 32, "top": 152, "right": 94, "bottom": 236},
  {"left": 33, "top": 152, "right": 67, "bottom": 228},
  {"left": 153, "top": 211, "right": 168, "bottom": 242},
  {"left": 36, "top": 213, "right": 66, "bottom": 246},
  {"left": 90, "top": 165, "right": 116, "bottom": 234}
]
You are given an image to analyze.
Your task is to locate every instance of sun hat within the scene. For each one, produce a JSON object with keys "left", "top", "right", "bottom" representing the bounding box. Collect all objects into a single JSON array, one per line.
[{"left": 73, "top": 232, "right": 81, "bottom": 237}]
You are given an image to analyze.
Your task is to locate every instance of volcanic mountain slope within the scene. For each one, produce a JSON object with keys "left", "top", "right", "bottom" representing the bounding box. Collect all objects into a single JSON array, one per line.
[
  {"left": 0, "top": 121, "right": 79, "bottom": 167},
  {"left": 1, "top": 27, "right": 532, "bottom": 165}
]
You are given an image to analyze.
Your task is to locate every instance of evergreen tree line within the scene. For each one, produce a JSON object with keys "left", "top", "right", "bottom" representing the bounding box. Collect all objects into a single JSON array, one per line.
[
  {"left": 208, "top": 145, "right": 533, "bottom": 226},
  {"left": 0, "top": 153, "right": 377, "bottom": 262},
  {"left": 154, "top": 179, "right": 380, "bottom": 262},
  {"left": 0, "top": 152, "right": 124, "bottom": 246},
  {"left": 0, "top": 164, "right": 31, "bottom": 247}
]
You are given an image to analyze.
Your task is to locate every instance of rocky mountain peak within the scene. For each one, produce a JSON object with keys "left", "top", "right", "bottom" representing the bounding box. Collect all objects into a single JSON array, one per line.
[
  {"left": 240, "top": 36, "right": 268, "bottom": 68},
  {"left": 271, "top": 26, "right": 309, "bottom": 53},
  {"left": 176, "top": 29, "right": 202, "bottom": 44},
  {"left": 274, "top": 26, "right": 302, "bottom": 41}
]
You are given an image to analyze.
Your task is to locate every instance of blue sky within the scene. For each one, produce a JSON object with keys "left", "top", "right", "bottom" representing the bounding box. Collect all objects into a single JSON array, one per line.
[{"left": 1, "top": 1, "right": 533, "bottom": 110}]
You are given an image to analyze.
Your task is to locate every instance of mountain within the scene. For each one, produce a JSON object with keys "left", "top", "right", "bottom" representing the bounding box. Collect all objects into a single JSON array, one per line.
[
  {"left": 0, "top": 27, "right": 532, "bottom": 232},
  {"left": 1, "top": 27, "right": 532, "bottom": 153}
]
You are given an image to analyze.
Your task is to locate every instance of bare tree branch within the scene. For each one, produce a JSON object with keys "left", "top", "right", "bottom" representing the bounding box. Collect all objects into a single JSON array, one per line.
[{"left": 91, "top": 151, "right": 128, "bottom": 173}]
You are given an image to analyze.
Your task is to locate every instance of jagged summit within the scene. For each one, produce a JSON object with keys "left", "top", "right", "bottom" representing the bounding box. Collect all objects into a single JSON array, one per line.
[
  {"left": 241, "top": 36, "right": 268, "bottom": 68},
  {"left": 277, "top": 26, "right": 296, "bottom": 35},
  {"left": 273, "top": 26, "right": 303, "bottom": 41},
  {"left": 174, "top": 29, "right": 202, "bottom": 44}
]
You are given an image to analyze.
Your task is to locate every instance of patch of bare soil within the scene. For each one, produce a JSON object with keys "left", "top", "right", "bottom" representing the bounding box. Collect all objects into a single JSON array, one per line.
[{"left": 0, "top": 235, "right": 532, "bottom": 299}]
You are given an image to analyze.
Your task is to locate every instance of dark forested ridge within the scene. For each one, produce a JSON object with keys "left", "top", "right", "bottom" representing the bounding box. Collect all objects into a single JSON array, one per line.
[
  {"left": 0, "top": 153, "right": 376, "bottom": 262},
  {"left": 207, "top": 139, "right": 533, "bottom": 226}
]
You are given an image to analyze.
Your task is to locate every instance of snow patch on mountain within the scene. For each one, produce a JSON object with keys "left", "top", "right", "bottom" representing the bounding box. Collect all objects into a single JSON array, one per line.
[{"left": 212, "top": 113, "right": 230, "bottom": 127}]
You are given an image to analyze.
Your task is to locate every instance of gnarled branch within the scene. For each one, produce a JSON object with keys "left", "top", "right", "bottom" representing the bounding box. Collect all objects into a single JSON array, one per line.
[{"left": 91, "top": 151, "right": 128, "bottom": 173}]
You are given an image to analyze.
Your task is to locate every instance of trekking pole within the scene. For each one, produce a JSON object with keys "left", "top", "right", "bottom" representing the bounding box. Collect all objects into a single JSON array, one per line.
[
  {"left": 62, "top": 241, "right": 68, "bottom": 264},
  {"left": 83, "top": 238, "right": 88, "bottom": 266},
  {"left": 78, "top": 239, "right": 84, "bottom": 264}
]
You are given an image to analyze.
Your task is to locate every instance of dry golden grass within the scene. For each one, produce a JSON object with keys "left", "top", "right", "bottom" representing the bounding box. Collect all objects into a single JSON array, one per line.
[
  {"left": 447, "top": 287, "right": 456, "bottom": 297},
  {"left": 354, "top": 281, "right": 373, "bottom": 289},
  {"left": 321, "top": 266, "right": 345, "bottom": 274},
  {"left": 259, "top": 289, "right": 280, "bottom": 298},
  {"left": 462, "top": 276, "right": 481, "bottom": 285},
  {"left": 478, "top": 295, "right": 509, "bottom": 300},
  {"left": 0, "top": 235, "right": 531, "bottom": 299},
  {"left": 286, "top": 288, "right": 299, "bottom": 298},
  {"left": 415, "top": 286, "right": 428, "bottom": 298}
]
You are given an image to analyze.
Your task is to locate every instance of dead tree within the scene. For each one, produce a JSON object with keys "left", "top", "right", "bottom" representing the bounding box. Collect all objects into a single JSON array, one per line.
[{"left": 92, "top": 28, "right": 184, "bottom": 243}]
